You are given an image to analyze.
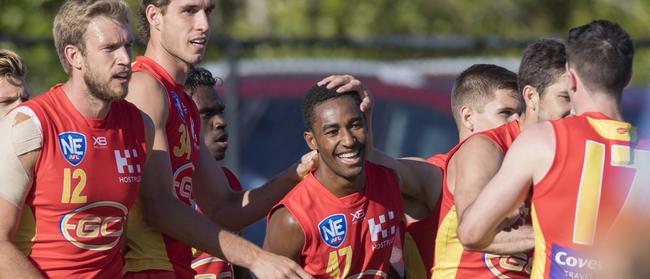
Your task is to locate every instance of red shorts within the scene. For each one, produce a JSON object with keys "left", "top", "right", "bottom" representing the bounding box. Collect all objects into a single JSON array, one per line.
[{"left": 123, "top": 270, "right": 183, "bottom": 279}]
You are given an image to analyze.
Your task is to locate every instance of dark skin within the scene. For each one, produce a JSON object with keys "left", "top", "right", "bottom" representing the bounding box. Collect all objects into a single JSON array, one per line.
[
  {"left": 264, "top": 95, "right": 367, "bottom": 262},
  {"left": 191, "top": 85, "right": 228, "bottom": 160},
  {"left": 191, "top": 85, "right": 251, "bottom": 278}
]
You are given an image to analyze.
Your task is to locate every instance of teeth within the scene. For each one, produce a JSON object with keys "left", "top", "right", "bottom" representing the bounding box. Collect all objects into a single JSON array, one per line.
[
  {"left": 191, "top": 39, "right": 206, "bottom": 44},
  {"left": 338, "top": 150, "right": 359, "bottom": 159}
]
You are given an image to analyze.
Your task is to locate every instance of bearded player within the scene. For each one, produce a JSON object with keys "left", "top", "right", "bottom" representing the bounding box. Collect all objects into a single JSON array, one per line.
[{"left": 0, "top": 1, "right": 146, "bottom": 277}]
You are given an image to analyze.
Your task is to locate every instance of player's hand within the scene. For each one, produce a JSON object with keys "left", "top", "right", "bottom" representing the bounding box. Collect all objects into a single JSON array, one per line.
[
  {"left": 249, "top": 251, "right": 313, "bottom": 279},
  {"left": 296, "top": 150, "right": 318, "bottom": 178},
  {"left": 498, "top": 204, "right": 526, "bottom": 232},
  {"left": 317, "top": 74, "right": 373, "bottom": 114}
]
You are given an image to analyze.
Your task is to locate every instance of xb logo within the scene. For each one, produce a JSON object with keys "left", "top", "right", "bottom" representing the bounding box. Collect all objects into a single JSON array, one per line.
[
  {"left": 93, "top": 136, "right": 107, "bottom": 147},
  {"left": 351, "top": 209, "right": 365, "bottom": 223}
]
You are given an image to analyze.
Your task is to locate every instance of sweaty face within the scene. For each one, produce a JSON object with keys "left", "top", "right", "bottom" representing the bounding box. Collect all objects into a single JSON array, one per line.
[
  {"left": 307, "top": 96, "right": 367, "bottom": 181},
  {"left": 0, "top": 77, "right": 28, "bottom": 115},
  {"left": 81, "top": 17, "right": 132, "bottom": 102},
  {"left": 537, "top": 72, "right": 572, "bottom": 121},
  {"left": 160, "top": 0, "right": 214, "bottom": 65},
  {"left": 472, "top": 89, "right": 521, "bottom": 132},
  {"left": 192, "top": 85, "right": 228, "bottom": 160}
]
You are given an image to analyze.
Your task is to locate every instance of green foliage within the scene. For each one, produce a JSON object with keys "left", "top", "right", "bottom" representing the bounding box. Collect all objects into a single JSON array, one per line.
[{"left": 1, "top": 0, "right": 650, "bottom": 94}]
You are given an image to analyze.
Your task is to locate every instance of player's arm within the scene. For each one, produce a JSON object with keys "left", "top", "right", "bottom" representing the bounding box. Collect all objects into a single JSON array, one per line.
[
  {"left": 264, "top": 207, "right": 305, "bottom": 263},
  {"left": 129, "top": 73, "right": 312, "bottom": 279},
  {"left": 457, "top": 122, "right": 555, "bottom": 250},
  {"left": 451, "top": 135, "right": 533, "bottom": 254},
  {"left": 0, "top": 112, "right": 44, "bottom": 278},
  {"left": 368, "top": 151, "right": 443, "bottom": 222},
  {"left": 192, "top": 141, "right": 316, "bottom": 231}
]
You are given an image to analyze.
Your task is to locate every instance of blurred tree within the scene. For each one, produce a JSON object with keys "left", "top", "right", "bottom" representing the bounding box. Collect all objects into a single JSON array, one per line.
[{"left": 1, "top": 0, "right": 649, "bottom": 94}]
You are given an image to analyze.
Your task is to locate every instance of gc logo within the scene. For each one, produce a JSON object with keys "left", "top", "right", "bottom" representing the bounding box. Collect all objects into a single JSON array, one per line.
[
  {"left": 173, "top": 163, "right": 195, "bottom": 204},
  {"left": 59, "top": 201, "right": 128, "bottom": 251}
]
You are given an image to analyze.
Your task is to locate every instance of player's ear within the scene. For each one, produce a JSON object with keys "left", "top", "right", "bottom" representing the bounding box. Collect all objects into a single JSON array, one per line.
[
  {"left": 566, "top": 63, "right": 578, "bottom": 94},
  {"left": 145, "top": 4, "right": 162, "bottom": 31},
  {"left": 522, "top": 85, "right": 539, "bottom": 112},
  {"left": 304, "top": 131, "right": 317, "bottom": 151},
  {"left": 460, "top": 106, "right": 474, "bottom": 132},
  {"left": 65, "top": 44, "right": 83, "bottom": 71}
]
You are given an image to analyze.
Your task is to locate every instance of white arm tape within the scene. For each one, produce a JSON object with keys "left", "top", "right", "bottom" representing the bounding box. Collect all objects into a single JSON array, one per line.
[{"left": 0, "top": 109, "right": 41, "bottom": 207}]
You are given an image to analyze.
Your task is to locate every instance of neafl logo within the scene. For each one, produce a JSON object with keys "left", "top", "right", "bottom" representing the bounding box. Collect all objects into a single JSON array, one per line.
[
  {"left": 58, "top": 132, "right": 86, "bottom": 166},
  {"left": 59, "top": 201, "right": 128, "bottom": 251}
]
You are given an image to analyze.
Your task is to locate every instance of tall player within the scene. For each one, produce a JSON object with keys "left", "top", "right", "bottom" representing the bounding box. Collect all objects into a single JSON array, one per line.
[
  {"left": 0, "top": 1, "right": 146, "bottom": 277},
  {"left": 125, "top": 0, "right": 312, "bottom": 278},
  {"left": 315, "top": 67, "right": 524, "bottom": 278},
  {"left": 264, "top": 85, "right": 406, "bottom": 278},
  {"left": 458, "top": 20, "right": 650, "bottom": 279},
  {"left": 435, "top": 39, "right": 572, "bottom": 278},
  {"left": 0, "top": 49, "right": 29, "bottom": 116}
]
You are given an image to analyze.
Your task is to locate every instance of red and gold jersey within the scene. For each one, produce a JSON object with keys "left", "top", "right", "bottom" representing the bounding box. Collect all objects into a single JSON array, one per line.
[
  {"left": 271, "top": 162, "right": 404, "bottom": 278},
  {"left": 433, "top": 120, "right": 532, "bottom": 278},
  {"left": 403, "top": 153, "right": 446, "bottom": 278},
  {"left": 125, "top": 56, "right": 201, "bottom": 278},
  {"left": 12, "top": 85, "right": 146, "bottom": 278},
  {"left": 529, "top": 112, "right": 650, "bottom": 279},
  {"left": 191, "top": 167, "right": 242, "bottom": 279}
]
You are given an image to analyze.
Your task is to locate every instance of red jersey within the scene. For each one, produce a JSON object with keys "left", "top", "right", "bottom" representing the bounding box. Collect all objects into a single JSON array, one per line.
[
  {"left": 271, "top": 162, "right": 404, "bottom": 278},
  {"left": 12, "top": 85, "right": 146, "bottom": 278},
  {"left": 403, "top": 153, "right": 446, "bottom": 278},
  {"left": 433, "top": 120, "right": 532, "bottom": 278},
  {"left": 125, "top": 56, "right": 201, "bottom": 278},
  {"left": 191, "top": 167, "right": 242, "bottom": 279},
  {"left": 529, "top": 112, "right": 650, "bottom": 279}
]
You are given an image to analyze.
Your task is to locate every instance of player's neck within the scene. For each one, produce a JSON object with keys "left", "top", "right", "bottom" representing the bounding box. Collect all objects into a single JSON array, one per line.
[
  {"left": 575, "top": 91, "right": 623, "bottom": 121},
  {"left": 144, "top": 40, "right": 190, "bottom": 86},
  {"left": 519, "top": 112, "right": 534, "bottom": 130},
  {"left": 61, "top": 79, "right": 111, "bottom": 119},
  {"left": 458, "top": 128, "right": 472, "bottom": 142},
  {"left": 314, "top": 166, "right": 365, "bottom": 198}
]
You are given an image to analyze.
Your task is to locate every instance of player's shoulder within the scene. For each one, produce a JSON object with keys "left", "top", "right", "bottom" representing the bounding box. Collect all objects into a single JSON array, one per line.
[
  {"left": 454, "top": 133, "right": 503, "bottom": 163},
  {"left": 268, "top": 205, "right": 301, "bottom": 227},
  {"left": 130, "top": 71, "right": 165, "bottom": 94},
  {"left": 510, "top": 121, "right": 555, "bottom": 153}
]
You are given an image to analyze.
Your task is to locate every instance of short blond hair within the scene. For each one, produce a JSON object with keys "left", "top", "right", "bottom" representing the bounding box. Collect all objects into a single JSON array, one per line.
[
  {"left": 53, "top": 0, "right": 130, "bottom": 74},
  {"left": 0, "top": 49, "right": 26, "bottom": 84}
]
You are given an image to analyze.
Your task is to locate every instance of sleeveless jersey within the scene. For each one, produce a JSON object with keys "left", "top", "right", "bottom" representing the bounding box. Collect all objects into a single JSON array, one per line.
[
  {"left": 191, "top": 167, "right": 242, "bottom": 279},
  {"left": 529, "top": 112, "right": 650, "bottom": 279},
  {"left": 124, "top": 56, "right": 201, "bottom": 278},
  {"left": 12, "top": 85, "right": 146, "bottom": 278},
  {"left": 433, "top": 120, "right": 532, "bottom": 278},
  {"left": 402, "top": 153, "right": 446, "bottom": 278},
  {"left": 271, "top": 162, "right": 404, "bottom": 278}
]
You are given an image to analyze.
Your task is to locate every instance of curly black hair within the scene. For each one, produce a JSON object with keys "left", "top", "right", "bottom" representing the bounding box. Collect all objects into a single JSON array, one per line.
[
  {"left": 301, "top": 84, "right": 361, "bottom": 130},
  {"left": 185, "top": 66, "right": 221, "bottom": 95}
]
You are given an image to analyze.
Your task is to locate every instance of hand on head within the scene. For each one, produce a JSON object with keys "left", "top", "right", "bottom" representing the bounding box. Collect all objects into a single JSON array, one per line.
[{"left": 317, "top": 75, "right": 373, "bottom": 114}]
